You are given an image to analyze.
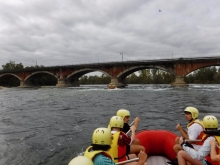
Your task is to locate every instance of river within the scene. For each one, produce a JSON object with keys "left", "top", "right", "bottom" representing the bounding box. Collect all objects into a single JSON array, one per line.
[{"left": 0, "top": 84, "right": 220, "bottom": 165}]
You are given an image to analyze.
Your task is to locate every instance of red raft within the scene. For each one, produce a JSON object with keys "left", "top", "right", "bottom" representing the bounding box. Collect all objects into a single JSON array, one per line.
[{"left": 136, "top": 130, "right": 178, "bottom": 161}]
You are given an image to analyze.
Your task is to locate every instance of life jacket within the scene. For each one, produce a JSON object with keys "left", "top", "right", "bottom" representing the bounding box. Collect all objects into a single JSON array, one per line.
[
  {"left": 108, "top": 131, "right": 127, "bottom": 163},
  {"left": 202, "top": 133, "right": 220, "bottom": 165},
  {"left": 187, "top": 119, "right": 205, "bottom": 145},
  {"left": 84, "top": 146, "right": 113, "bottom": 161}
]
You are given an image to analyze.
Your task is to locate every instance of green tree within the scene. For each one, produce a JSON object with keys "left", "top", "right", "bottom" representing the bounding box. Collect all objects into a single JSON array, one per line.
[{"left": 2, "top": 61, "right": 24, "bottom": 70}]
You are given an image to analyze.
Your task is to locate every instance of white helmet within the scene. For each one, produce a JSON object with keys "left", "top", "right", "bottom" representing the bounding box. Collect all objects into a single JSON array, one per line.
[{"left": 68, "top": 156, "right": 94, "bottom": 165}]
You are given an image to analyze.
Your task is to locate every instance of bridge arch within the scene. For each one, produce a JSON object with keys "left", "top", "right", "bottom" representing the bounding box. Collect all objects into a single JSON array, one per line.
[
  {"left": 65, "top": 68, "right": 111, "bottom": 86},
  {"left": 0, "top": 73, "right": 21, "bottom": 80},
  {"left": 24, "top": 71, "right": 58, "bottom": 81},
  {"left": 21, "top": 71, "right": 58, "bottom": 87},
  {"left": 117, "top": 65, "right": 172, "bottom": 79},
  {"left": 184, "top": 63, "right": 220, "bottom": 76},
  {"left": 67, "top": 68, "right": 111, "bottom": 79}
]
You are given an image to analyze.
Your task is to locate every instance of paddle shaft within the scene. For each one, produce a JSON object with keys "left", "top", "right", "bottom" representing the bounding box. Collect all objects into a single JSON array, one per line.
[
  {"left": 126, "top": 120, "right": 135, "bottom": 135},
  {"left": 185, "top": 139, "right": 202, "bottom": 142},
  {"left": 129, "top": 120, "right": 135, "bottom": 126},
  {"left": 116, "top": 158, "right": 139, "bottom": 165}
]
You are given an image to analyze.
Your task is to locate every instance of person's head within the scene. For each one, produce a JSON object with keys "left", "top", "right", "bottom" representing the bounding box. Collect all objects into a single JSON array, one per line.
[
  {"left": 68, "top": 156, "right": 94, "bottom": 165},
  {"left": 203, "top": 115, "right": 218, "bottom": 131},
  {"left": 92, "top": 127, "right": 112, "bottom": 151},
  {"left": 109, "top": 116, "right": 124, "bottom": 131},
  {"left": 184, "top": 107, "right": 199, "bottom": 122},
  {"left": 116, "top": 109, "right": 130, "bottom": 123}
]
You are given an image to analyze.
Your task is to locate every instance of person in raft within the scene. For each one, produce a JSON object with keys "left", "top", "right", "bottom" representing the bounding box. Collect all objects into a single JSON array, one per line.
[
  {"left": 108, "top": 116, "right": 147, "bottom": 165},
  {"left": 210, "top": 139, "right": 220, "bottom": 162},
  {"left": 116, "top": 109, "right": 141, "bottom": 145},
  {"left": 68, "top": 156, "right": 94, "bottom": 165},
  {"left": 167, "top": 107, "right": 204, "bottom": 165},
  {"left": 84, "top": 127, "right": 147, "bottom": 165},
  {"left": 177, "top": 115, "right": 220, "bottom": 165}
]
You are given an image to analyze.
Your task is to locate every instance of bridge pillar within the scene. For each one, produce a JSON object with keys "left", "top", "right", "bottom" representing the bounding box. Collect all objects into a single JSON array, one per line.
[
  {"left": 19, "top": 80, "right": 32, "bottom": 87},
  {"left": 56, "top": 79, "right": 68, "bottom": 87},
  {"left": 171, "top": 76, "right": 188, "bottom": 87},
  {"left": 108, "top": 78, "right": 126, "bottom": 89},
  {"left": 20, "top": 80, "right": 26, "bottom": 87},
  {"left": 56, "top": 78, "right": 80, "bottom": 87}
]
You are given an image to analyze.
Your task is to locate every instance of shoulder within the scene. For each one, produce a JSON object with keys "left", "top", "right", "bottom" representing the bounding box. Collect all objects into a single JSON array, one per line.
[
  {"left": 190, "top": 123, "right": 203, "bottom": 129},
  {"left": 207, "top": 136, "right": 215, "bottom": 140},
  {"left": 122, "top": 124, "right": 130, "bottom": 133},
  {"left": 120, "top": 131, "right": 129, "bottom": 138},
  {"left": 123, "top": 123, "right": 130, "bottom": 129},
  {"left": 93, "top": 154, "right": 115, "bottom": 165},
  {"left": 204, "top": 136, "right": 215, "bottom": 144}
]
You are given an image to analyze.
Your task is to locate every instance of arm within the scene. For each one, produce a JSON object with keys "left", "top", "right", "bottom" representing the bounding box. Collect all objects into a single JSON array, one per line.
[
  {"left": 133, "top": 117, "right": 140, "bottom": 130},
  {"left": 130, "top": 125, "right": 136, "bottom": 142},
  {"left": 176, "top": 124, "right": 188, "bottom": 139},
  {"left": 210, "top": 139, "right": 220, "bottom": 162}
]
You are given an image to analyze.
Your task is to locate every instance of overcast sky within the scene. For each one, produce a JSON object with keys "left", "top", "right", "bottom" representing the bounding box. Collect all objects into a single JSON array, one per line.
[{"left": 1, "top": 0, "right": 220, "bottom": 68}]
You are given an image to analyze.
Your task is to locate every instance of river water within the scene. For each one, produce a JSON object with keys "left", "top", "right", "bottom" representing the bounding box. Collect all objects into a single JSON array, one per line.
[{"left": 0, "top": 84, "right": 220, "bottom": 165}]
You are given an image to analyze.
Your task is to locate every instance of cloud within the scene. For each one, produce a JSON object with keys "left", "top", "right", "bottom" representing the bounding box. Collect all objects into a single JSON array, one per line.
[{"left": 0, "top": 0, "right": 220, "bottom": 68}]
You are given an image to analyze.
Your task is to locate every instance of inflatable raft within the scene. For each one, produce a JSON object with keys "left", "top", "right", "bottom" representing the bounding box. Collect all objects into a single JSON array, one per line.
[{"left": 136, "top": 130, "right": 178, "bottom": 165}]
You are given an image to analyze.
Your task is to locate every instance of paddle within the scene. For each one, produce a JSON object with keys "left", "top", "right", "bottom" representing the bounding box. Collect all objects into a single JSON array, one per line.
[
  {"left": 116, "top": 158, "right": 139, "bottom": 165},
  {"left": 129, "top": 120, "right": 135, "bottom": 126},
  {"left": 185, "top": 139, "right": 202, "bottom": 142},
  {"left": 126, "top": 120, "right": 135, "bottom": 135}
]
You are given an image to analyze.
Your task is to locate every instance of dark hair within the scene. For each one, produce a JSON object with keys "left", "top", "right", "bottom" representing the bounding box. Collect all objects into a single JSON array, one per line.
[{"left": 91, "top": 144, "right": 111, "bottom": 151}]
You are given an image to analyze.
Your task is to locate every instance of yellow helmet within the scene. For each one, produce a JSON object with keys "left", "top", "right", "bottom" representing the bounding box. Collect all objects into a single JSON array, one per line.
[
  {"left": 109, "top": 116, "right": 124, "bottom": 129},
  {"left": 203, "top": 115, "right": 219, "bottom": 129},
  {"left": 184, "top": 107, "right": 199, "bottom": 119},
  {"left": 92, "top": 128, "right": 112, "bottom": 145},
  {"left": 116, "top": 109, "right": 130, "bottom": 119},
  {"left": 68, "top": 156, "right": 94, "bottom": 165}
]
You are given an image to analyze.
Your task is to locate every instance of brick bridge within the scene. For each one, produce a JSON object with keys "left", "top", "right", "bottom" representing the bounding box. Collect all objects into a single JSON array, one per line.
[{"left": 0, "top": 56, "right": 220, "bottom": 88}]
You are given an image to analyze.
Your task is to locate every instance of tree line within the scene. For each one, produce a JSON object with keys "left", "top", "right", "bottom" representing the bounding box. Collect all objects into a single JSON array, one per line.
[{"left": 1, "top": 61, "right": 220, "bottom": 87}]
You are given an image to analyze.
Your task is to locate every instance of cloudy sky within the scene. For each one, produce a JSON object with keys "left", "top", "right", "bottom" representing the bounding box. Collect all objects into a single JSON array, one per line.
[{"left": 0, "top": 0, "right": 220, "bottom": 68}]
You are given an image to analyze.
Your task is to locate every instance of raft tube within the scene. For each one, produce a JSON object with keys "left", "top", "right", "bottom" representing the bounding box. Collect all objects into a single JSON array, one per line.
[{"left": 136, "top": 130, "right": 178, "bottom": 161}]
